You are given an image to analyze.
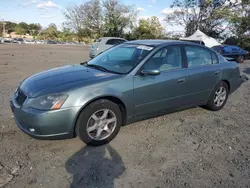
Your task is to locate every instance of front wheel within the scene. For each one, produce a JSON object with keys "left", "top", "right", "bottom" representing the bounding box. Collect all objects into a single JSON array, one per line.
[
  {"left": 205, "top": 81, "right": 229, "bottom": 111},
  {"left": 76, "top": 99, "right": 122, "bottom": 146}
]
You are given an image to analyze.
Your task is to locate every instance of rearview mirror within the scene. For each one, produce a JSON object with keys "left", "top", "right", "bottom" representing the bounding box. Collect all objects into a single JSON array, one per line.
[{"left": 141, "top": 69, "right": 160, "bottom": 76}]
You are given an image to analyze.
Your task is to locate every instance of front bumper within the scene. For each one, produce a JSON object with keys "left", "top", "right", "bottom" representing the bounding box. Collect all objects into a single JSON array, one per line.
[{"left": 10, "top": 95, "right": 81, "bottom": 140}]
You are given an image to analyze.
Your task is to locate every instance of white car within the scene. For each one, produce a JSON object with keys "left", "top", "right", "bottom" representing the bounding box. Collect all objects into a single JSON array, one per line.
[
  {"left": 24, "top": 40, "right": 35, "bottom": 44},
  {"left": 35, "top": 40, "right": 43, "bottom": 44}
]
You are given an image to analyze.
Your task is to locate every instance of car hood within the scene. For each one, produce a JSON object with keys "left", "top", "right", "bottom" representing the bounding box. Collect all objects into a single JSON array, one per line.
[{"left": 20, "top": 64, "right": 119, "bottom": 97}]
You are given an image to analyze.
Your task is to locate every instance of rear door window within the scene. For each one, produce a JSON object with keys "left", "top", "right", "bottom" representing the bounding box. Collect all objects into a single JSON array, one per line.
[
  {"left": 211, "top": 52, "right": 219, "bottom": 64},
  {"left": 185, "top": 46, "right": 213, "bottom": 67}
]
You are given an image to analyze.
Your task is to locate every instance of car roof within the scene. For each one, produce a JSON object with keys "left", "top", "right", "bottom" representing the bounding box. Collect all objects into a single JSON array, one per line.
[
  {"left": 100, "top": 37, "right": 126, "bottom": 40},
  {"left": 213, "top": 44, "right": 240, "bottom": 48},
  {"left": 124, "top": 40, "right": 206, "bottom": 47}
]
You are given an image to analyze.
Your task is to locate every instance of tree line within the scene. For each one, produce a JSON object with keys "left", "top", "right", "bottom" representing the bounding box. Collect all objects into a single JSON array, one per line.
[
  {"left": 0, "top": 0, "right": 249, "bottom": 49},
  {"left": 0, "top": 21, "right": 41, "bottom": 36}
]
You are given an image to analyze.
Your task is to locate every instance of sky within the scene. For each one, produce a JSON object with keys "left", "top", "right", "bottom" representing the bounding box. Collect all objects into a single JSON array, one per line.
[{"left": 0, "top": 0, "right": 184, "bottom": 32}]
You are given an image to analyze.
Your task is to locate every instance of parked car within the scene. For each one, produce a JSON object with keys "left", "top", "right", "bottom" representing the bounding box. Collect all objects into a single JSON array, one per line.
[
  {"left": 12, "top": 40, "right": 19, "bottom": 44},
  {"left": 17, "top": 38, "right": 24, "bottom": 44},
  {"left": 24, "top": 40, "right": 33, "bottom": 44},
  {"left": 212, "top": 45, "right": 249, "bottom": 63},
  {"left": 3, "top": 38, "right": 12, "bottom": 43},
  {"left": 47, "top": 40, "right": 57, "bottom": 44},
  {"left": 10, "top": 40, "right": 248, "bottom": 146},
  {"left": 89, "top": 37, "right": 127, "bottom": 58},
  {"left": 12, "top": 38, "right": 24, "bottom": 44},
  {"left": 34, "top": 40, "right": 42, "bottom": 44}
]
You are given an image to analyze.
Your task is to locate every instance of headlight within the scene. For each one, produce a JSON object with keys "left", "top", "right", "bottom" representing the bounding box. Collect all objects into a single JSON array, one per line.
[{"left": 27, "top": 93, "right": 68, "bottom": 110}]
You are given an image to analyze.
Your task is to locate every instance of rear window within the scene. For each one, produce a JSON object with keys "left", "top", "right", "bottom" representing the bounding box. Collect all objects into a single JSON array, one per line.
[
  {"left": 95, "top": 38, "right": 102, "bottom": 42},
  {"left": 106, "top": 39, "right": 125, "bottom": 45},
  {"left": 223, "top": 45, "right": 241, "bottom": 53}
]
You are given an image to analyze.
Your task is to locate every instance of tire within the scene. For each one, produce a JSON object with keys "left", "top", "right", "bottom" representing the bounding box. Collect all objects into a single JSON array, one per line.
[
  {"left": 205, "top": 81, "right": 229, "bottom": 111},
  {"left": 236, "top": 55, "right": 244, "bottom": 63},
  {"left": 76, "top": 99, "right": 122, "bottom": 146}
]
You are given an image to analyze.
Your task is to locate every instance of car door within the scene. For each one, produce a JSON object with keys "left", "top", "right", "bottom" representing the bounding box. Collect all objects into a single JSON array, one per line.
[
  {"left": 133, "top": 45, "right": 192, "bottom": 117},
  {"left": 182, "top": 45, "right": 221, "bottom": 104}
]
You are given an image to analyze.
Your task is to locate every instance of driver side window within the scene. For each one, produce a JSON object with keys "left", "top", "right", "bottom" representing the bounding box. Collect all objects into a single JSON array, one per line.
[{"left": 143, "top": 46, "right": 182, "bottom": 71}]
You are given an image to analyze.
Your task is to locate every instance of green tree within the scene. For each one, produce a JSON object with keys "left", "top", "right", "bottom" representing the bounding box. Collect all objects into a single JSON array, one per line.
[
  {"left": 230, "top": 0, "right": 250, "bottom": 50},
  {"left": 28, "top": 23, "right": 41, "bottom": 36},
  {"left": 133, "top": 16, "right": 165, "bottom": 39},
  {"left": 39, "top": 23, "right": 58, "bottom": 39},
  {"left": 15, "top": 25, "right": 25, "bottom": 35},
  {"left": 0, "top": 21, "right": 17, "bottom": 35},
  {"left": 165, "top": 0, "right": 237, "bottom": 37},
  {"left": 58, "top": 28, "right": 75, "bottom": 41},
  {"left": 102, "top": 0, "right": 137, "bottom": 37},
  {"left": 18, "top": 22, "right": 29, "bottom": 33},
  {"left": 63, "top": 0, "right": 137, "bottom": 40}
]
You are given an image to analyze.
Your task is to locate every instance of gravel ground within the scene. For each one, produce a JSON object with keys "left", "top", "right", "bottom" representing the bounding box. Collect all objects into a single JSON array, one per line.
[{"left": 0, "top": 44, "right": 250, "bottom": 188}]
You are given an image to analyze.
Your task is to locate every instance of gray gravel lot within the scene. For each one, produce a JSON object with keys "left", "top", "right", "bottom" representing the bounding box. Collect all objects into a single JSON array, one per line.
[{"left": 0, "top": 44, "right": 250, "bottom": 188}]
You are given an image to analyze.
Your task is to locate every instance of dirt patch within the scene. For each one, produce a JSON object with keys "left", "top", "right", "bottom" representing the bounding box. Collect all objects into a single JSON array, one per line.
[{"left": 1, "top": 44, "right": 250, "bottom": 188}]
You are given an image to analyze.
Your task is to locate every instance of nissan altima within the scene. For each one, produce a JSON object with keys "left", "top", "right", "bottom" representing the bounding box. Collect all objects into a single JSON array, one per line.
[{"left": 10, "top": 40, "right": 248, "bottom": 146}]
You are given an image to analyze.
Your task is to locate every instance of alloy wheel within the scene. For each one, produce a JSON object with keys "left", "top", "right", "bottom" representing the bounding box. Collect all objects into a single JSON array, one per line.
[
  {"left": 86, "top": 109, "right": 117, "bottom": 140},
  {"left": 214, "top": 86, "right": 227, "bottom": 107}
]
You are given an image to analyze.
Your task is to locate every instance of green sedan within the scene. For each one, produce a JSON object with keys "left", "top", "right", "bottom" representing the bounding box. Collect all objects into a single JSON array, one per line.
[{"left": 10, "top": 40, "right": 248, "bottom": 146}]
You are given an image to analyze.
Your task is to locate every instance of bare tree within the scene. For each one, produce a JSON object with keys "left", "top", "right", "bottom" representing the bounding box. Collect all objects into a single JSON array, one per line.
[
  {"left": 83, "top": 0, "right": 103, "bottom": 37},
  {"left": 63, "top": 0, "right": 137, "bottom": 39},
  {"left": 63, "top": 4, "right": 87, "bottom": 40}
]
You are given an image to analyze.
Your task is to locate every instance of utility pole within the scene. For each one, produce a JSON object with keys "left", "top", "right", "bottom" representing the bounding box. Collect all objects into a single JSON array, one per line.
[{"left": 2, "top": 19, "right": 5, "bottom": 38}]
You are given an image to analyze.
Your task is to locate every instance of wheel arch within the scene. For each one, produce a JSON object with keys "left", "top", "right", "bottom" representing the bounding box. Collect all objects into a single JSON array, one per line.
[
  {"left": 207, "top": 79, "right": 231, "bottom": 103},
  {"left": 73, "top": 95, "right": 127, "bottom": 137},
  {"left": 221, "top": 79, "right": 231, "bottom": 92}
]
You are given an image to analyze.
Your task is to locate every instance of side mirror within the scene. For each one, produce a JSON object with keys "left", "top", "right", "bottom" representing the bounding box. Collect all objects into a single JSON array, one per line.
[{"left": 141, "top": 69, "right": 160, "bottom": 76}]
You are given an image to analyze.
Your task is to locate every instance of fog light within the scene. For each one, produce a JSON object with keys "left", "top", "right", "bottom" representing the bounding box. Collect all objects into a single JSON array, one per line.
[{"left": 29, "top": 128, "right": 35, "bottom": 132}]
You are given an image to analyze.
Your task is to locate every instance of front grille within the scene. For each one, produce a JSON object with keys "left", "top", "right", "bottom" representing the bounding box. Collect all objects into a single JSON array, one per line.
[{"left": 16, "top": 89, "right": 27, "bottom": 106}]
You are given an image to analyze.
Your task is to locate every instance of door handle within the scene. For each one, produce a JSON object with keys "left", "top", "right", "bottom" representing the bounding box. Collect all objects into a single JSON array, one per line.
[
  {"left": 213, "top": 70, "right": 220, "bottom": 75},
  {"left": 177, "top": 78, "right": 186, "bottom": 83}
]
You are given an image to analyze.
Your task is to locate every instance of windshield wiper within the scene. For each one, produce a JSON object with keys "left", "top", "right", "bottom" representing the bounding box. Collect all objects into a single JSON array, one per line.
[{"left": 85, "top": 63, "right": 111, "bottom": 72}]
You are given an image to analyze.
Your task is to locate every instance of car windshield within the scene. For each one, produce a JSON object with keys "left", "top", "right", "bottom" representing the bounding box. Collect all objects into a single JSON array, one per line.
[{"left": 87, "top": 44, "right": 154, "bottom": 74}]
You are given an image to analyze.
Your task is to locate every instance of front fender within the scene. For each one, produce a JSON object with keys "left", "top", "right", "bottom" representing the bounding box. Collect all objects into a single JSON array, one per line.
[{"left": 64, "top": 76, "right": 134, "bottom": 118}]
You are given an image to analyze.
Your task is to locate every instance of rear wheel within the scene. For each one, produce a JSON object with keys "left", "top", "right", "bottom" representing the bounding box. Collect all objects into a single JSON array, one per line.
[
  {"left": 236, "top": 55, "right": 244, "bottom": 63},
  {"left": 76, "top": 99, "right": 122, "bottom": 146},
  {"left": 205, "top": 81, "right": 229, "bottom": 111}
]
